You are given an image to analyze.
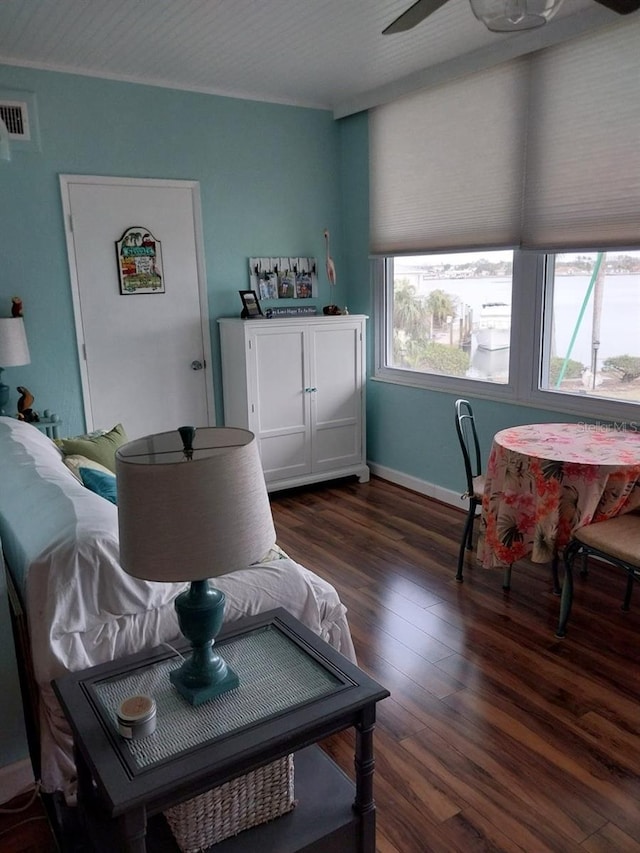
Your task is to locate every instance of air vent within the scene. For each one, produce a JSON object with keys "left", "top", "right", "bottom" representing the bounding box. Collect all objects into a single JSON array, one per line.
[{"left": 0, "top": 101, "right": 30, "bottom": 141}]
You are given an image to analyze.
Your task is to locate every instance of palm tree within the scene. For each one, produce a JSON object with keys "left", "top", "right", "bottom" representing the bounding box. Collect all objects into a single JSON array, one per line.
[
  {"left": 426, "top": 289, "right": 457, "bottom": 328},
  {"left": 393, "top": 279, "right": 430, "bottom": 341}
]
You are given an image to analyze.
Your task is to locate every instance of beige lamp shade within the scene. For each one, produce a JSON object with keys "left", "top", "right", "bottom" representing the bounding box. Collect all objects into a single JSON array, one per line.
[
  {"left": 0, "top": 318, "right": 31, "bottom": 366},
  {"left": 116, "top": 427, "right": 275, "bottom": 583}
]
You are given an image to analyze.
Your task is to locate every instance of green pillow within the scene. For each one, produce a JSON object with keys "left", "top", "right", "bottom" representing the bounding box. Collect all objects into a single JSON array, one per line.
[
  {"left": 79, "top": 467, "right": 118, "bottom": 505},
  {"left": 58, "top": 424, "right": 128, "bottom": 473}
]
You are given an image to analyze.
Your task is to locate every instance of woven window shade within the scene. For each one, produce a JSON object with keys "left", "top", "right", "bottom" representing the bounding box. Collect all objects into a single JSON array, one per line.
[
  {"left": 522, "top": 19, "right": 640, "bottom": 250},
  {"left": 370, "top": 58, "right": 529, "bottom": 255},
  {"left": 370, "top": 18, "right": 640, "bottom": 256}
]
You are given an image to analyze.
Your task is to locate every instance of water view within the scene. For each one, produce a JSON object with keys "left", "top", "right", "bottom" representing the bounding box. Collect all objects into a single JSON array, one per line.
[
  {"left": 391, "top": 251, "right": 640, "bottom": 403},
  {"left": 428, "top": 274, "right": 640, "bottom": 369}
]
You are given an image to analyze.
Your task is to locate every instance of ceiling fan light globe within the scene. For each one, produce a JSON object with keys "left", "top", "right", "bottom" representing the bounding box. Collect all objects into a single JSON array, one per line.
[{"left": 469, "top": 0, "right": 563, "bottom": 30}]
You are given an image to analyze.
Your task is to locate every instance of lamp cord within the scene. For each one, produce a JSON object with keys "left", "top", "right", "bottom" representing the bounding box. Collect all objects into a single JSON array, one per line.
[
  {"left": 0, "top": 780, "right": 41, "bottom": 814},
  {"left": 161, "top": 642, "right": 185, "bottom": 661},
  {"left": 0, "top": 780, "right": 49, "bottom": 842}
]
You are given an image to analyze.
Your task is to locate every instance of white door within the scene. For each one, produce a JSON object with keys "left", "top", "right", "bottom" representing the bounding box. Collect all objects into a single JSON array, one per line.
[{"left": 60, "top": 176, "right": 215, "bottom": 439}]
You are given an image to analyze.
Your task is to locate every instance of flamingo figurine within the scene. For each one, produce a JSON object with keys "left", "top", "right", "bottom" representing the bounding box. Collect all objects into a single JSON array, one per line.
[
  {"left": 324, "top": 229, "right": 336, "bottom": 287},
  {"left": 323, "top": 229, "right": 341, "bottom": 314}
]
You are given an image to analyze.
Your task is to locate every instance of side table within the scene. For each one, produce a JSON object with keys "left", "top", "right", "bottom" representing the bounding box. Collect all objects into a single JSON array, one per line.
[{"left": 53, "top": 608, "right": 390, "bottom": 853}]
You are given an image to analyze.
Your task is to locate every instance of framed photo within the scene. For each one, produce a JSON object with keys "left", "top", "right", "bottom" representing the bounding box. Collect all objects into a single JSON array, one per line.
[{"left": 239, "top": 289, "right": 263, "bottom": 318}]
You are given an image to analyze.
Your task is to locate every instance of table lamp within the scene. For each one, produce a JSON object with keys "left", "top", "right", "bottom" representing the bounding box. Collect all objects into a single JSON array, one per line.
[
  {"left": 0, "top": 317, "right": 31, "bottom": 416},
  {"left": 116, "top": 426, "right": 276, "bottom": 706}
]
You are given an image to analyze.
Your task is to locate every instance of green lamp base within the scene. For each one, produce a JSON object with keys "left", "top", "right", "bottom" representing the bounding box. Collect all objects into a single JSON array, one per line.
[
  {"left": 170, "top": 658, "right": 239, "bottom": 706},
  {"left": 171, "top": 580, "right": 239, "bottom": 706}
]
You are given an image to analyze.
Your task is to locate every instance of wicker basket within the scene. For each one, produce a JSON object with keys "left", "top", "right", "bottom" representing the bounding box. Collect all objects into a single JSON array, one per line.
[{"left": 164, "top": 754, "right": 295, "bottom": 852}]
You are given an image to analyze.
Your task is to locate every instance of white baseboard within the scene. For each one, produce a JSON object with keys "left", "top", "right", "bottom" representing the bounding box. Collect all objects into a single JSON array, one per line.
[
  {"left": 368, "top": 462, "right": 466, "bottom": 511},
  {"left": 0, "top": 758, "right": 35, "bottom": 806}
]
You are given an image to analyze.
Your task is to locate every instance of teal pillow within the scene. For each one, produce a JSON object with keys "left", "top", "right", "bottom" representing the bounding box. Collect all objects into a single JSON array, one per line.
[{"left": 79, "top": 467, "right": 118, "bottom": 505}]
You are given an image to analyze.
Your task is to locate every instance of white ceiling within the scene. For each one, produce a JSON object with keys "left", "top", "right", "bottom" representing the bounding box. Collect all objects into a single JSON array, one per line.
[{"left": 0, "top": 0, "right": 626, "bottom": 117}]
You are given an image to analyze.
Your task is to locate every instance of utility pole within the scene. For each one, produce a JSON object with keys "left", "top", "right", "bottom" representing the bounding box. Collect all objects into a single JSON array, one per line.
[{"left": 590, "top": 254, "right": 606, "bottom": 388}]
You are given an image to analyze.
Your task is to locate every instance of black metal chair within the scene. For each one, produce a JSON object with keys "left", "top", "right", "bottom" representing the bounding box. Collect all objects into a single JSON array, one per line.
[
  {"left": 454, "top": 399, "right": 485, "bottom": 582},
  {"left": 556, "top": 512, "right": 640, "bottom": 637}
]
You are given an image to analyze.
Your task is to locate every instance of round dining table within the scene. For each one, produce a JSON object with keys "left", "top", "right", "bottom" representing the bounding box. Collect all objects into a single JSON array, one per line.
[{"left": 478, "top": 422, "right": 640, "bottom": 569}]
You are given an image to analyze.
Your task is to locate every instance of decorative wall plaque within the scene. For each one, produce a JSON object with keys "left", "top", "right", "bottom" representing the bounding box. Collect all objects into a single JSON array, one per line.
[{"left": 116, "top": 227, "right": 164, "bottom": 294}]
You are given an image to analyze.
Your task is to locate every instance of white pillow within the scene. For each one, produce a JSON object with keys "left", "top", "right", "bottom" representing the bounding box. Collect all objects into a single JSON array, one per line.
[{"left": 63, "top": 453, "right": 114, "bottom": 483}]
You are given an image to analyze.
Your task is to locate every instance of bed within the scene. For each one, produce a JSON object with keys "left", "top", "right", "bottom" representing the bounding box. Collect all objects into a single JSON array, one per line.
[{"left": 0, "top": 416, "right": 356, "bottom": 799}]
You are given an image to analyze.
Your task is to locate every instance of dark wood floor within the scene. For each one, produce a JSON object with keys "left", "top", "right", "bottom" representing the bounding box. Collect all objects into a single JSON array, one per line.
[
  {"left": 3, "top": 475, "right": 640, "bottom": 852},
  {"left": 271, "top": 476, "right": 640, "bottom": 853}
]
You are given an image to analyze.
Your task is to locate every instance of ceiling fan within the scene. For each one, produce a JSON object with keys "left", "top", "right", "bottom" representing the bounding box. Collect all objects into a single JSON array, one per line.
[{"left": 383, "top": 0, "right": 640, "bottom": 34}]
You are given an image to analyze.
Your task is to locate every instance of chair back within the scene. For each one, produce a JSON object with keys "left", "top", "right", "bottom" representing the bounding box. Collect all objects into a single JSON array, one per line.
[{"left": 455, "top": 399, "right": 482, "bottom": 497}]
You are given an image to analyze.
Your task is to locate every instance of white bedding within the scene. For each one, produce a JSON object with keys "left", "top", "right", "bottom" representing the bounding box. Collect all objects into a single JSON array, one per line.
[{"left": 0, "top": 417, "right": 356, "bottom": 795}]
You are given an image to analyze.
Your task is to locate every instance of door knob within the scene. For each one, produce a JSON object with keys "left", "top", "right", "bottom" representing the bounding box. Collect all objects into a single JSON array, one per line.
[{"left": 191, "top": 360, "right": 204, "bottom": 371}]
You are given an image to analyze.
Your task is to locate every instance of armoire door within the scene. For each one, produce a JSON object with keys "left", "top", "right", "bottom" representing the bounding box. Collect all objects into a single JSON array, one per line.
[
  {"left": 59, "top": 175, "right": 215, "bottom": 439},
  {"left": 310, "top": 321, "right": 363, "bottom": 473},
  {"left": 249, "top": 325, "right": 312, "bottom": 482}
]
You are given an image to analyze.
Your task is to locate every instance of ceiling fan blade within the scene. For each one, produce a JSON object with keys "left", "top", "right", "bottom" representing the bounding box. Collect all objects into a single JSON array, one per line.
[
  {"left": 383, "top": 0, "right": 452, "bottom": 33},
  {"left": 592, "top": 0, "right": 640, "bottom": 12}
]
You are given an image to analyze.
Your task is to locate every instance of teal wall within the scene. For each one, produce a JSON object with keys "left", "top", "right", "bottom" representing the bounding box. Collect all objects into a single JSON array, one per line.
[{"left": 0, "top": 65, "right": 343, "bottom": 436}]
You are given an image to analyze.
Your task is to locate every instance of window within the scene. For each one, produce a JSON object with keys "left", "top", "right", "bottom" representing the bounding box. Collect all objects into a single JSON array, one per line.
[
  {"left": 376, "top": 248, "right": 640, "bottom": 419},
  {"left": 385, "top": 251, "right": 513, "bottom": 385},
  {"left": 540, "top": 251, "right": 640, "bottom": 406}
]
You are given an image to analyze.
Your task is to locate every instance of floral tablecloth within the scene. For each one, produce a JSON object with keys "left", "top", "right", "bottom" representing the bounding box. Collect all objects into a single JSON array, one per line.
[{"left": 478, "top": 423, "right": 640, "bottom": 568}]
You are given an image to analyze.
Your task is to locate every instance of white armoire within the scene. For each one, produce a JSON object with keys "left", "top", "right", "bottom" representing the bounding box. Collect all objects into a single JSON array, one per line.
[{"left": 218, "top": 315, "right": 369, "bottom": 491}]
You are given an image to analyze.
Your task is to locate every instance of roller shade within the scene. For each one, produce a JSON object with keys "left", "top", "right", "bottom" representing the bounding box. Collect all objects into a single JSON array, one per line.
[
  {"left": 523, "top": 20, "right": 640, "bottom": 249},
  {"left": 370, "top": 18, "right": 640, "bottom": 255}
]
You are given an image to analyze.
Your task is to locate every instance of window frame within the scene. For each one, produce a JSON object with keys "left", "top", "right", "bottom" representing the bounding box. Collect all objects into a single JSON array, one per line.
[{"left": 373, "top": 250, "right": 640, "bottom": 425}]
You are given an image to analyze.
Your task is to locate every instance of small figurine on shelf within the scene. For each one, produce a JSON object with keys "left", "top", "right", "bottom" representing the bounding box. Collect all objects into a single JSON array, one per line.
[
  {"left": 11, "top": 296, "right": 23, "bottom": 317},
  {"left": 322, "top": 229, "right": 341, "bottom": 316},
  {"left": 16, "top": 386, "right": 39, "bottom": 423}
]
